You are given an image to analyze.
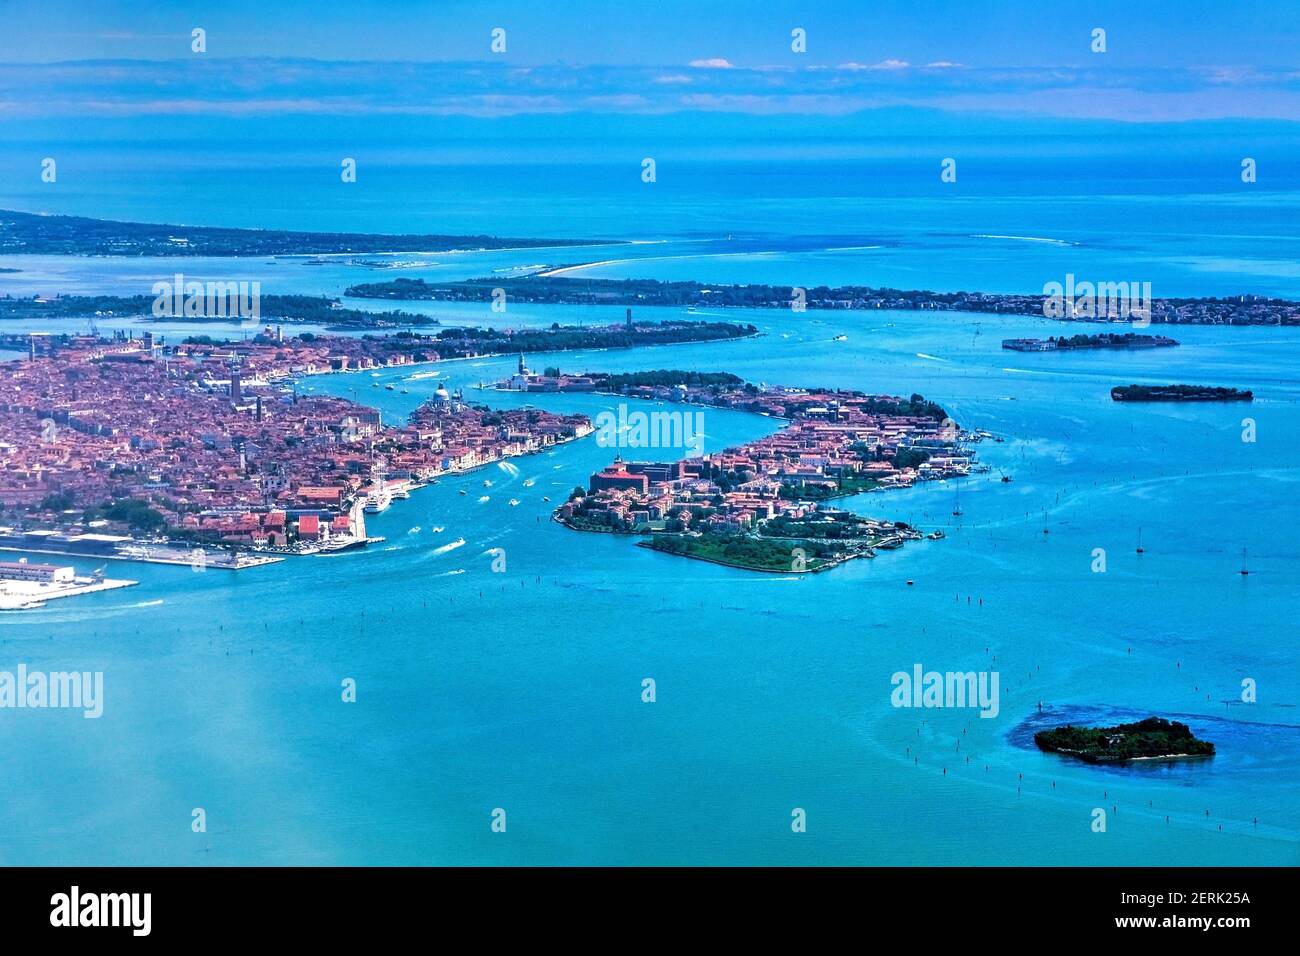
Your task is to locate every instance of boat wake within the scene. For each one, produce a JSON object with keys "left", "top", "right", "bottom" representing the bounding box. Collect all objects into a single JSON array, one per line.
[
  {"left": 970, "top": 234, "right": 1077, "bottom": 246},
  {"left": 431, "top": 538, "right": 466, "bottom": 556}
]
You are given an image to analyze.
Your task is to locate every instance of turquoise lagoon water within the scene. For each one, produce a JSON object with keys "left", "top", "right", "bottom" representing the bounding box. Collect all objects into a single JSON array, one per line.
[
  {"left": 0, "top": 155, "right": 1298, "bottom": 864},
  {"left": 0, "top": 296, "right": 1297, "bottom": 865}
]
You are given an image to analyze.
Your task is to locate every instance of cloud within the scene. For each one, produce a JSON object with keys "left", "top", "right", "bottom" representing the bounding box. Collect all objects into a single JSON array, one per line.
[
  {"left": 0, "top": 58, "right": 1298, "bottom": 122},
  {"left": 837, "top": 59, "right": 911, "bottom": 72}
]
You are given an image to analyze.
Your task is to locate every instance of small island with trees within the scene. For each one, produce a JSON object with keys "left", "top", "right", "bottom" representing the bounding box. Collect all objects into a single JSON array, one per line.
[
  {"left": 1002, "top": 333, "right": 1179, "bottom": 351},
  {"left": 1111, "top": 384, "right": 1253, "bottom": 402},
  {"left": 1034, "top": 717, "right": 1215, "bottom": 763}
]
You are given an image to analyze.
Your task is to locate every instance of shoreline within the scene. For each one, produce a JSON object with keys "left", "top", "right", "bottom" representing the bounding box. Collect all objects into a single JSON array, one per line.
[
  {"left": 0, "top": 576, "right": 138, "bottom": 610},
  {"left": 633, "top": 538, "right": 869, "bottom": 574},
  {"left": 0, "top": 543, "right": 282, "bottom": 570},
  {"left": 552, "top": 514, "right": 879, "bottom": 575}
]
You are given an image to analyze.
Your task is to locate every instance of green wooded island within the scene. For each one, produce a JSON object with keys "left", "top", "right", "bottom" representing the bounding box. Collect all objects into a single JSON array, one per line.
[
  {"left": 1034, "top": 717, "right": 1215, "bottom": 763},
  {"left": 1002, "top": 332, "right": 1179, "bottom": 351},
  {"left": 1111, "top": 384, "right": 1253, "bottom": 402}
]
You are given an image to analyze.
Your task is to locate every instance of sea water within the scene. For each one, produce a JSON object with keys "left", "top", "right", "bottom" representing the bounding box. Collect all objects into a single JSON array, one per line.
[{"left": 0, "top": 159, "right": 1297, "bottom": 865}]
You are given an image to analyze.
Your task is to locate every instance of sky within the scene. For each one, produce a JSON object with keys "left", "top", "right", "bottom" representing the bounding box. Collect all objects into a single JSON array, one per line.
[{"left": 0, "top": 0, "right": 1297, "bottom": 123}]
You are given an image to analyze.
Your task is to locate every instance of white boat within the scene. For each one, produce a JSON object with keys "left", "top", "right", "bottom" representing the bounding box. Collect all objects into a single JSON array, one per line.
[
  {"left": 392, "top": 488, "right": 410, "bottom": 500},
  {"left": 522, "top": 478, "right": 536, "bottom": 487},
  {"left": 509, "top": 499, "right": 520, "bottom": 506},
  {"left": 363, "top": 491, "right": 392, "bottom": 514}
]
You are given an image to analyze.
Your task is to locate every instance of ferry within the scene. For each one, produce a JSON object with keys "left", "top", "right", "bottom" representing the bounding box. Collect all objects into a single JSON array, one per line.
[{"left": 363, "top": 491, "right": 392, "bottom": 514}]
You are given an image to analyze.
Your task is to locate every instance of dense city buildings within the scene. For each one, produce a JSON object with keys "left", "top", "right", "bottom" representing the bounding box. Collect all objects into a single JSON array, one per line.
[{"left": 0, "top": 330, "right": 591, "bottom": 555}]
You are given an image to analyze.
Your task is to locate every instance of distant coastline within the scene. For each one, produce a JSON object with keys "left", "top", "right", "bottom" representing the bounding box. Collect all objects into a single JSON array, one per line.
[
  {"left": 346, "top": 274, "right": 1300, "bottom": 326},
  {"left": 0, "top": 208, "right": 616, "bottom": 258}
]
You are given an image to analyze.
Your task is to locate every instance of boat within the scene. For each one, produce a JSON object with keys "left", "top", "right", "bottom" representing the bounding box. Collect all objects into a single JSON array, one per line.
[
  {"left": 834, "top": 334, "right": 848, "bottom": 342},
  {"left": 1240, "top": 548, "right": 1250, "bottom": 576},
  {"left": 363, "top": 491, "right": 392, "bottom": 514},
  {"left": 542, "top": 496, "right": 550, "bottom": 502},
  {"left": 1000, "top": 473, "right": 1012, "bottom": 483},
  {"left": 509, "top": 499, "right": 520, "bottom": 506},
  {"left": 385, "top": 384, "right": 395, "bottom": 391},
  {"left": 952, "top": 485, "right": 963, "bottom": 517},
  {"left": 477, "top": 495, "right": 490, "bottom": 503},
  {"left": 391, "top": 488, "right": 410, "bottom": 500},
  {"left": 432, "top": 526, "right": 444, "bottom": 533},
  {"left": 458, "top": 489, "right": 466, "bottom": 495},
  {"left": 1136, "top": 528, "right": 1145, "bottom": 554},
  {"left": 483, "top": 479, "right": 492, "bottom": 487},
  {"left": 523, "top": 478, "right": 536, "bottom": 487},
  {"left": 927, "top": 530, "right": 945, "bottom": 540}
]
